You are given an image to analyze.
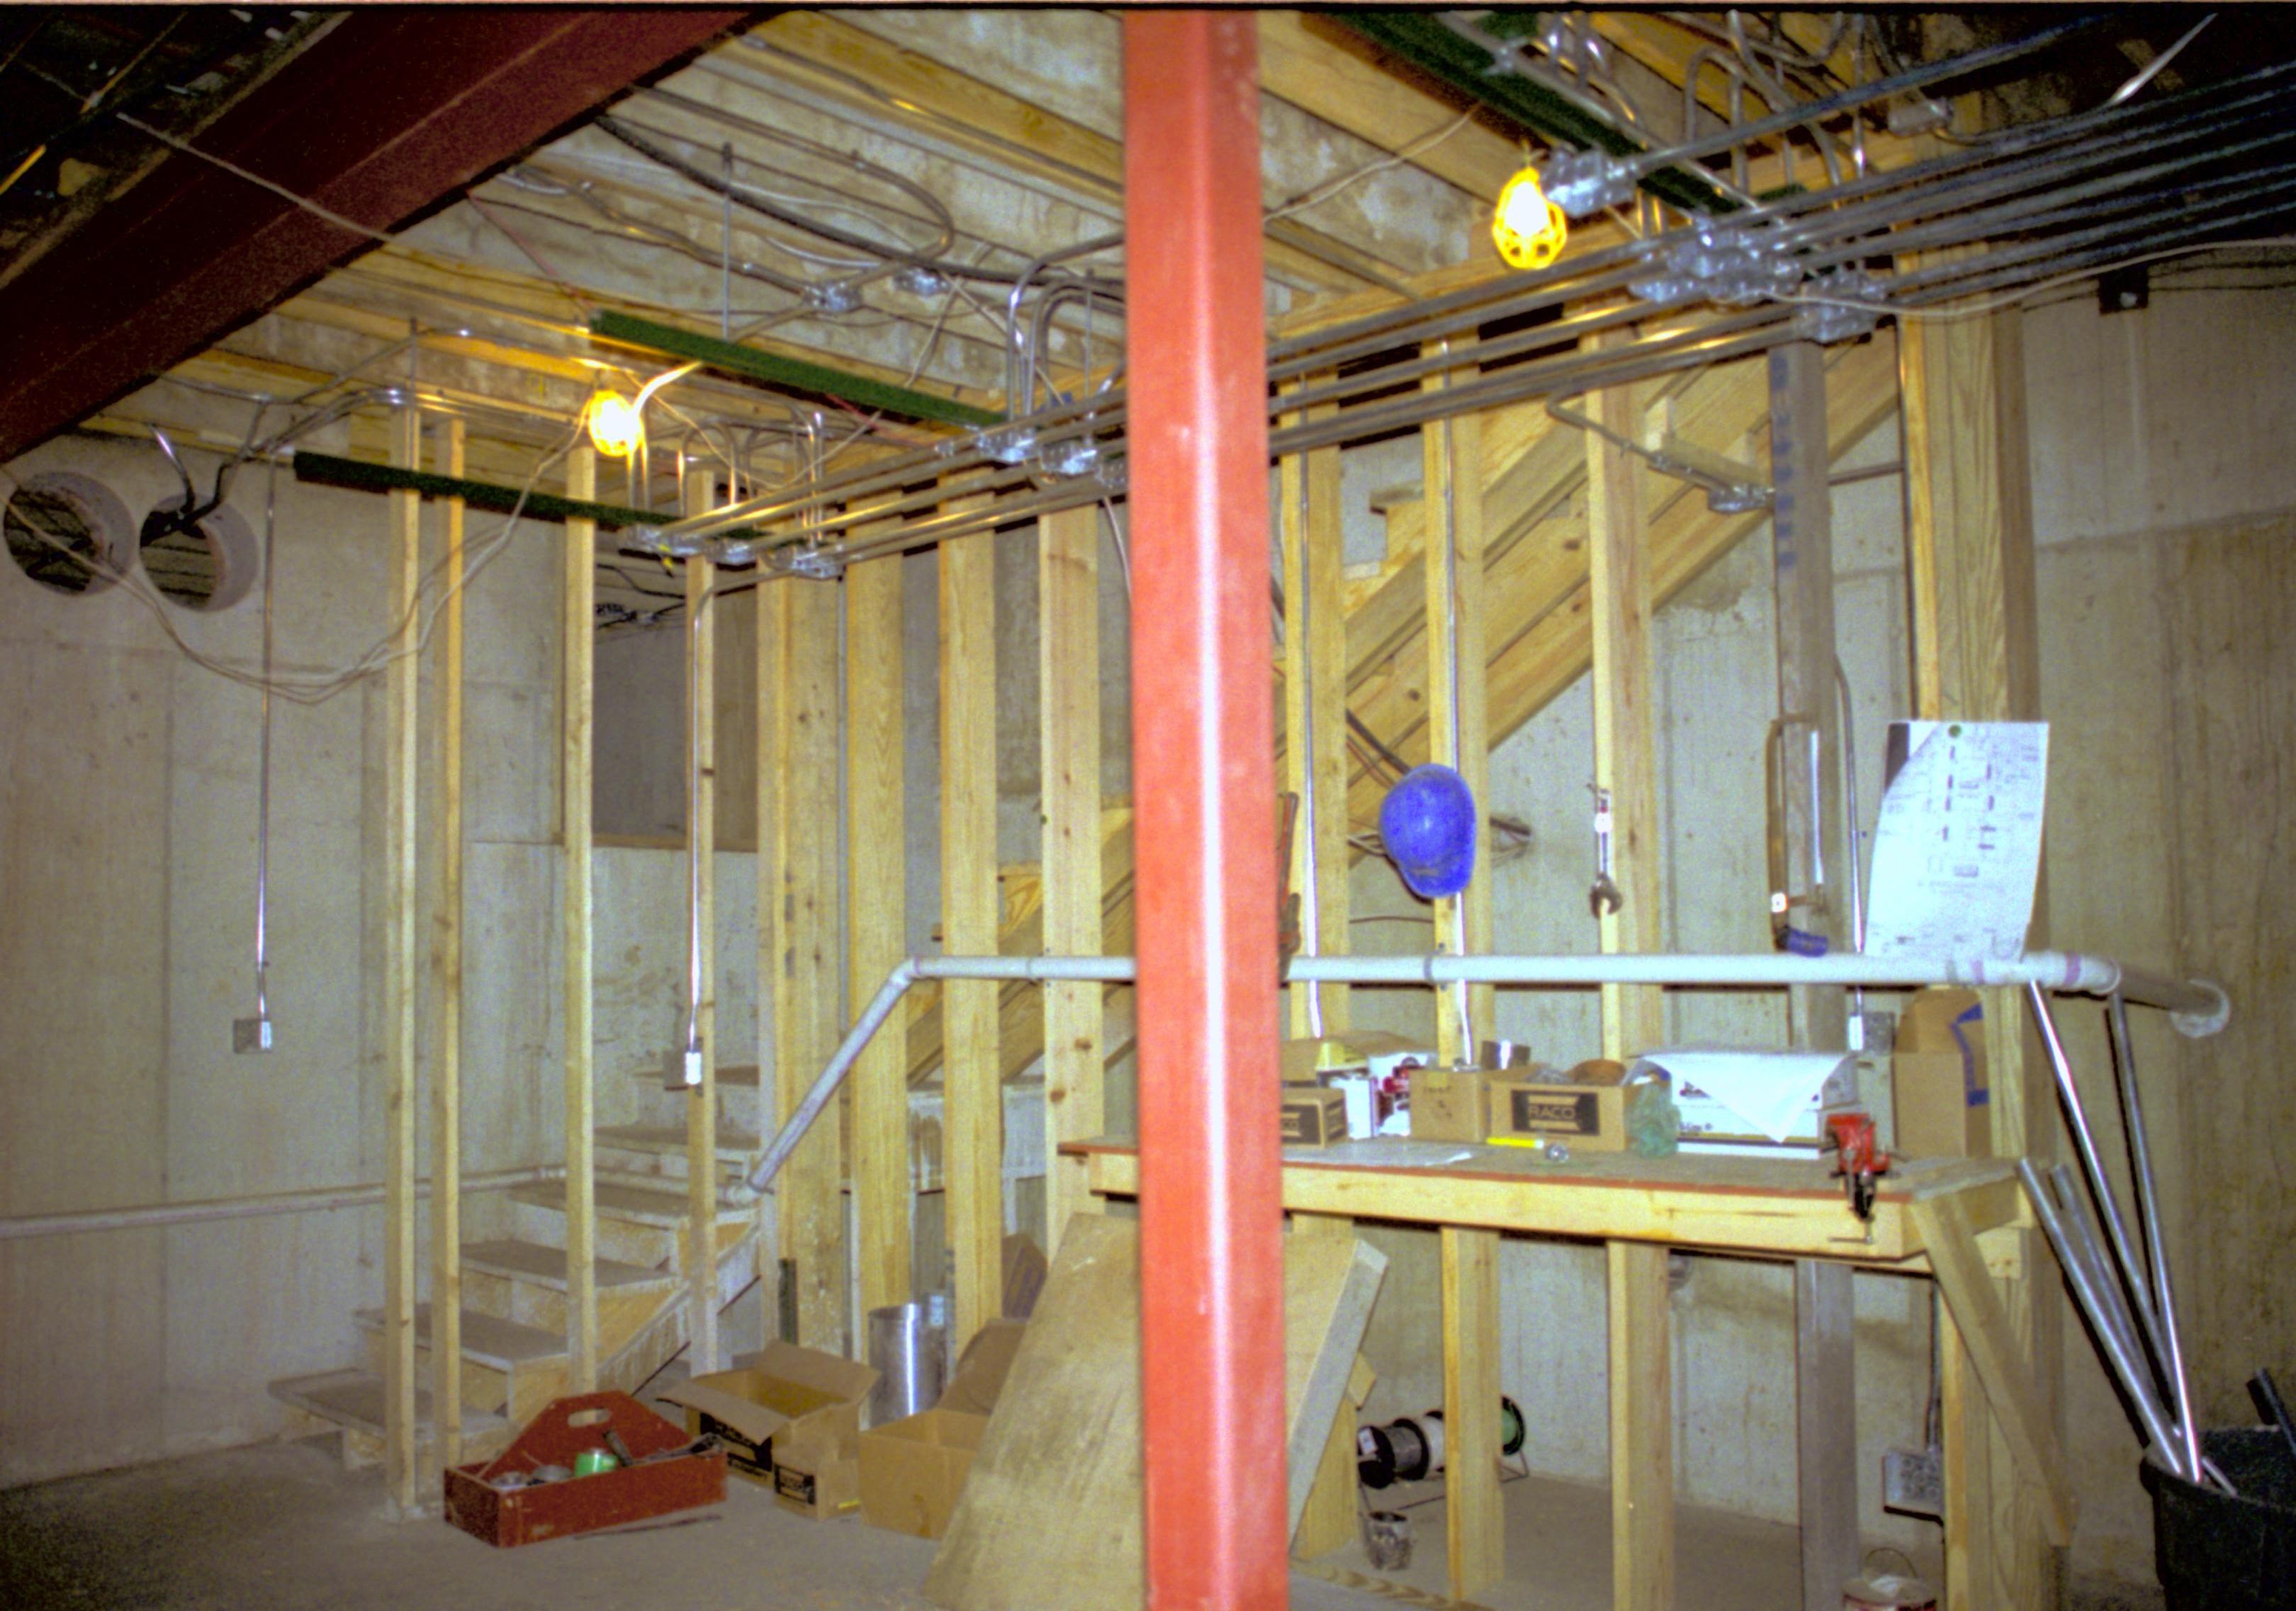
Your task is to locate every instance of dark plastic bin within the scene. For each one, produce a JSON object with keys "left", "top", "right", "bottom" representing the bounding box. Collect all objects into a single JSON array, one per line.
[{"left": 2143, "top": 1428, "right": 2296, "bottom": 1611}]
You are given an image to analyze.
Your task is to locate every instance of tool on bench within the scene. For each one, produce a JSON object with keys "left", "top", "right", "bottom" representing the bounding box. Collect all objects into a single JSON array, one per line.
[
  {"left": 1588, "top": 786, "right": 1622, "bottom": 918},
  {"left": 1825, "top": 1109, "right": 1888, "bottom": 1222}
]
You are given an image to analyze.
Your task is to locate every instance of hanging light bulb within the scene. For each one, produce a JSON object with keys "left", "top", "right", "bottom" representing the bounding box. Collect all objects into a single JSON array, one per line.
[
  {"left": 584, "top": 390, "right": 641, "bottom": 459},
  {"left": 1491, "top": 165, "right": 1568, "bottom": 272}
]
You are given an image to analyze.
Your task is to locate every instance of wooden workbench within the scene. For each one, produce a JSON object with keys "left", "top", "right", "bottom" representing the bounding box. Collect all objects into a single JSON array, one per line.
[{"left": 1066, "top": 1135, "right": 2066, "bottom": 1610}]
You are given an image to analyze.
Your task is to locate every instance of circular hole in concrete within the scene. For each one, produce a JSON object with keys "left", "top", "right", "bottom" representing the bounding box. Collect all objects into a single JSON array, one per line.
[
  {"left": 140, "top": 495, "right": 259, "bottom": 612},
  {"left": 4, "top": 471, "right": 131, "bottom": 596}
]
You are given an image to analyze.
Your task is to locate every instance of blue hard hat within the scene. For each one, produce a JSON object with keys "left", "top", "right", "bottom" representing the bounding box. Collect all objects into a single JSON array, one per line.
[{"left": 1380, "top": 764, "right": 1477, "bottom": 899}]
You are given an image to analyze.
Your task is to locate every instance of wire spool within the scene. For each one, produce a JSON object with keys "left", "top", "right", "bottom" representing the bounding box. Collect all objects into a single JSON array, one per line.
[{"left": 1357, "top": 1398, "right": 1524, "bottom": 1488}]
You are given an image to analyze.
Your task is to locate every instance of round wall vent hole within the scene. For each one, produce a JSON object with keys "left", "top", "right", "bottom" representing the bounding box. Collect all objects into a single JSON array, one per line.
[
  {"left": 141, "top": 495, "right": 259, "bottom": 612},
  {"left": 5, "top": 472, "right": 132, "bottom": 596}
]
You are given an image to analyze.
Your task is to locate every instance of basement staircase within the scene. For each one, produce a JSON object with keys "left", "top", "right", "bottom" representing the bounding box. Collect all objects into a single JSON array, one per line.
[{"left": 270, "top": 1077, "right": 772, "bottom": 1472}]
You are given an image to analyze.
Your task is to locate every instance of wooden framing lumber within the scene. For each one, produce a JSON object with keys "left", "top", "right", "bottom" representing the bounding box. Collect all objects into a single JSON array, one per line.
[
  {"left": 1609, "top": 1240, "right": 1674, "bottom": 1611},
  {"left": 1039, "top": 506, "right": 1103, "bottom": 1254},
  {"left": 1281, "top": 382, "right": 1350, "bottom": 1038},
  {"left": 562, "top": 445, "right": 599, "bottom": 1393},
  {"left": 383, "top": 403, "right": 421, "bottom": 1513},
  {"left": 428, "top": 415, "right": 466, "bottom": 1474},
  {"left": 766, "top": 573, "right": 845, "bottom": 1349},
  {"left": 1290, "top": 1216, "right": 1363, "bottom": 1561},
  {"left": 941, "top": 526, "right": 1001, "bottom": 1350},
  {"left": 684, "top": 514, "right": 719, "bottom": 1374},
  {"left": 1443, "top": 1225, "right": 1503, "bottom": 1598},
  {"left": 848, "top": 544, "right": 910, "bottom": 1309}
]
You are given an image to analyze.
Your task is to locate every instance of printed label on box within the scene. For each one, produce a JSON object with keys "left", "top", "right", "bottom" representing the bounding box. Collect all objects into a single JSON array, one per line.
[
  {"left": 775, "top": 1465, "right": 816, "bottom": 1506},
  {"left": 1511, "top": 1089, "right": 1598, "bottom": 1135}
]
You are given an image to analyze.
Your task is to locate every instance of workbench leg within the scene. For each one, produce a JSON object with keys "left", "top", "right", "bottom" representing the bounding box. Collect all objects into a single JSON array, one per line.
[
  {"left": 1796, "top": 1261, "right": 1859, "bottom": 1611},
  {"left": 1609, "top": 1240, "right": 1672, "bottom": 1611},
  {"left": 1444, "top": 1226, "right": 1503, "bottom": 1598},
  {"left": 1940, "top": 1291, "right": 1995, "bottom": 1610},
  {"left": 1294, "top": 1212, "right": 1360, "bottom": 1560}
]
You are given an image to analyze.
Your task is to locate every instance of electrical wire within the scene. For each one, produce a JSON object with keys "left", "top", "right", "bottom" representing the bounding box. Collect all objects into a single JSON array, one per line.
[{"left": 1264, "top": 110, "right": 1480, "bottom": 225}]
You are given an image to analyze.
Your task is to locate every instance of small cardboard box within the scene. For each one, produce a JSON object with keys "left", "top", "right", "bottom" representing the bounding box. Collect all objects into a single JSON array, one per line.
[
  {"left": 859, "top": 1407, "right": 987, "bottom": 1539},
  {"left": 1409, "top": 1066, "right": 1495, "bottom": 1143},
  {"left": 1894, "top": 988, "right": 1990, "bottom": 1158},
  {"left": 1488, "top": 1060, "right": 1664, "bottom": 1153},
  {"left": 1280, "top": 1030, "right": 1429, "bottom": 1085},
  {"left": 1280, "top": 1086, "right": 1349, "bottom": 1147},
  {"left": 657, "top": 1340, "right": 879, "bottom": 1517}
]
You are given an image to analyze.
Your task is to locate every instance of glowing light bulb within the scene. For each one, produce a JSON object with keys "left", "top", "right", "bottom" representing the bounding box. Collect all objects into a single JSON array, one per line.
[
  {"left": 585, "top": 391, "right": 641, "bottom": 459},
  {"left": 1492, "top": 167, "right": 1568, "bottom": 272}
]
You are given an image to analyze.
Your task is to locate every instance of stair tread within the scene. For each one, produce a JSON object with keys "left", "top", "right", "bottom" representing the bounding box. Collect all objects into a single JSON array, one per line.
[
  {"left": 269, "top": 1368, "right": 507, "bottom": 1439},
  {"left": 629, "top": 1063, "right": 760, "bottom": 1088},
  {"left": 459, "top": 1238, "right": 675, "bottom": 1292},
  {"left": 353, "top": 1304, "right": 565, "bottom": 1369},
  {"left": 510, "top": 1179, "right": 756, "bottom": 1227},
  {"left": 594, "top": 1123, "right": 764, "bottom": 1156}
]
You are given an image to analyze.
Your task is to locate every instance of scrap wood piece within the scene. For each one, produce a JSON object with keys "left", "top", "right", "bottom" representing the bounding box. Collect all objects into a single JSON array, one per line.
[{"left": 923, "top": 1215, "right": 1386, "bottom": 1611}]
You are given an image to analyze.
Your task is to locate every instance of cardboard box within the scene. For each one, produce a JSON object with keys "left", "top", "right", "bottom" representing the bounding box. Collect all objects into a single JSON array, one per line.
[
  {"left": 1488, "top": 1060, "right": 1666, "bottom": 1153},
  {"left": 1894, "top": 988, "right": 1990, "bottom": 1158},
  {"left": 1280, "top": 1030, "right": 1429, "bottom": 1086},
  {"left": 939, "top": 1318, "right": 1026, "bottom": 1417},
  {"left": 860, "top": 1407, "right": 987, "bottom": 1539},
  {"left": 657, "top": 1341, "right": 878, "bottom": 1517},
  {"left": 1280, "top": 1086, "right": 1349, "bottom": 1147},
  {"left": 1409, "top": 1066, "right": 1495, "bottom": 1142}
]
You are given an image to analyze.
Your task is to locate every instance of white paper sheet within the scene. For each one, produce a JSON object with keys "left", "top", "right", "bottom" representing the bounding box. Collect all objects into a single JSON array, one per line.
[
  {"left": 1864, "top": 720, "right": 2049, "bottom": 960},
  {"left": 1641, "top": 1048, "right": 1854, "bottom": 1144}
]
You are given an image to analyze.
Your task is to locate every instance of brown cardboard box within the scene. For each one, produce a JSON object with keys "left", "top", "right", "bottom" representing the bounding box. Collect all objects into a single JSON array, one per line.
[
  {"left": 939, "top": 1318, "right": 1026, "bottom": 1417},
  {"left": 1280, "top": 1087, "right": 1348, "bottom": 1147},
  {"left": 859, "top": 1408, "right": 987, "bottom": 1538},
  {"left": 1280, "top": 1030, "right": 1429, "bottom": 1085},
  {"left": 1894, "top": 988, "right": 1990, "bottom": 1157},
  {"left": 656, "top": 1341, "right": 879, "bottom": 1517},
  {"left": 1409, "top": 1066, "right": 1495, "bottom": 1142},
  {"left": 1487, "top": 1060, "right": 1663, "bottom": 1153}
]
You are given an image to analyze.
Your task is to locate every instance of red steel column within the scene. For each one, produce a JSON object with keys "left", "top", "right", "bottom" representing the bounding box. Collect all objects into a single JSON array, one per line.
[{"left": 1123, "top": 15, "right": 1286, "bottom": 1611}]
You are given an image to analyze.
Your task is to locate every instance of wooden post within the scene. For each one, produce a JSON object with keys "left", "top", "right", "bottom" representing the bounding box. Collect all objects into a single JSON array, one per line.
[
  {"left": 1280, "top": 385, "right": 1349, "bottom": 1039},
  {"left": 1039, "top": 506, "right": 1101, "bottom": 1255},
  {"left": 428, "top": 415, "right": 466, "bottom": 1474},
  {"left": 562, "top": 445, "right": 598, "bottom": 1392},
  {"left": 1771, "top": 342, "right": 1859, "bottom": 1611},
  {"left": 684, "top": 536, "right": 719, "bottom": 1374},
  {"left": 941, "top": 529, "right": 1001, "bottom": 1350},
  {"left": 848, "top": 546, "right": 909, "bottom": 1310},
  {"left": 1586, "top": 356, "right": 1672, "bottom": 1611},
  {"left": 1443, "top": 1225, "right": 1503, "bottom": 1597},
  {"left": 1421, "top": 366, "right": 1492, "bottom": 1061},
  {"left": 767, "top": 575, "right": 845, "bottom": 1350},
  {"left": 1901, "top": 296, "right": 2056, "bottom": 1610},
  {"left": 383, "top": 403, "right": 421, "bottom": 1514}
]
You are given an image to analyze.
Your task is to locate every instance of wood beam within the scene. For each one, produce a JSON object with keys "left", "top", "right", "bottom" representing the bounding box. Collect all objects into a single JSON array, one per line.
[
  {"left": 1281, "top": 385, "right": 1350, "bottom": 1039},
  {"left": 562, "top": 446, "right": 598, "bottom": 1393},
  {"left": 427, "top": 415, "right": 466, "bottom": 1475},
  {"left": 383, "top": 404, "right": 421, "bottom": 1514},
  {"left": 942, "top": 526, "right": 1001, "bottom": 1350},
  {"left": 849, "top": 544, "right": 911, "bottom": 1310},
  {"left": 1040, "top": 505, "right": 1104, "bottom": 1255},
  {"left": 1443, "top": 1225, "right": 1504, "bottom": 1598},
  {"left": 1609, "top": 1239, "right": 1675, "bottom": 1611}
]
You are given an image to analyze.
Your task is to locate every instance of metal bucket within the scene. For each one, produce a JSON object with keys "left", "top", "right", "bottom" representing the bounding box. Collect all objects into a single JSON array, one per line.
[{"left": 865, "top": 1301, "right": 946, "bottom": 1428}]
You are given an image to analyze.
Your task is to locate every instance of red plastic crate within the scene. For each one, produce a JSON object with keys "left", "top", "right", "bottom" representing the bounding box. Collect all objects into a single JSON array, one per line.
[{"left": 444, "top": 1391, "right": 726, "bottom": 1547}]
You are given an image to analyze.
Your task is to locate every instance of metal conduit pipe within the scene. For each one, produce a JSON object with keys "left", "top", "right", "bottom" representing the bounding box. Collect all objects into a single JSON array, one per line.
[
  {"left": 0, "top": 1165, "right": 565, "bottom": 1242},
  {"left": 747, "top": 950, "right": 2228, "bottom": 1196}
]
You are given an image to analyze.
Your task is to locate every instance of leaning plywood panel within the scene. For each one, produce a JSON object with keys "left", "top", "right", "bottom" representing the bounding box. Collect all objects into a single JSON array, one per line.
[{"left": 922, "top": 1215, "right": 1384, "bottom": 1611}]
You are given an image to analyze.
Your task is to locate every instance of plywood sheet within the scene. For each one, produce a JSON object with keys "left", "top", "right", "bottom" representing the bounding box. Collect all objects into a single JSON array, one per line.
[{"left": 923, "top": 1215, "right": 1384, "bottom": 1611}]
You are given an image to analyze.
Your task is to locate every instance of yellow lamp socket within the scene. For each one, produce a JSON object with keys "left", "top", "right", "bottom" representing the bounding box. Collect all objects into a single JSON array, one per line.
[
  {"left": 584, "top": 391, "right": 641, "bottom": 459},
  {"left": 1492, "top": 167, "right": 1569, "bottom": 273}
]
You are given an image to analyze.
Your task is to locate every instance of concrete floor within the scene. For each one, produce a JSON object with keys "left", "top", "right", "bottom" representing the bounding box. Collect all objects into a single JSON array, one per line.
[{"left": 0, "top": 1437, "right": 2164, "bottom": 1610}]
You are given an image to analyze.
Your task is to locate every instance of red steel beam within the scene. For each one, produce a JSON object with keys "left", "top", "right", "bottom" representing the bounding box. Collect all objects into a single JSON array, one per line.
[
  {"left": 0, "top": 7, "right": 743, "bottom": 464},
  {"left": 1123, "top": 15, "right": 1287, "bottom": 1611}
]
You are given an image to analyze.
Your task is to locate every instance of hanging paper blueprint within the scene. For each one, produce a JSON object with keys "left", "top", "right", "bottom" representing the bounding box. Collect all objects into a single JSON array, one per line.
[{"left": 1865, "top": 720, "right": 2049, "bottom": 960}]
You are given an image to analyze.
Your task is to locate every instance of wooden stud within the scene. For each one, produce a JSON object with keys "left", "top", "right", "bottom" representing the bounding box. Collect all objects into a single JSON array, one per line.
[
  {"left": 1609, "top": 1240, "right": 1674, "bottom": 1611},
  {"left": 562, "top": 444, "right": 598, "bottom": 1392},
  {"left": 848, "top": 545, "right": 909, "bottom": 1309},
  {"left": 684, "top": 512, "right": 719, "bottom": 1374},
  {"left": 941, "top": 529, "right": 1001, "bottom": 1349},
  {"left": 428, "top": 415, "right": 466, "bottom": 1474},
  {"left": 383, "top": 403, "right": 421, "bottom": 1514},
  {"left": 1040, "top": 506, "right": 1102, "bottom": 1255},
  {"left": 1909, "top": 1195, "right": 2074, "bottom": 1547},
  {"left": 1421, "top": 358, "right": 1492, "bottom": 1062},
  {"left": 1585, "top": 347, "right": 1671, "bottom": 1611},
  {"left": 1442, "top": 1225, "right": 1503, "bottom": 1599},
  {"left": 1939, "top": 1286, "right": 1995, "bottom": 1609},
  {"left": 767, "top": 575, "right": 845, "bottom": 1350},
  {"left": 1281, "top": 384, "right": 1350, "bottom": 1040},
  {"left": 1290, "top": 1214, "right": 1361, "bottom": 1561}
]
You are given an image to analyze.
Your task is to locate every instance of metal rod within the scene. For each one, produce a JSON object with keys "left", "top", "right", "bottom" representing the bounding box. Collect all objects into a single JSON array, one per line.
[
  {"left": 254, "top": 461, "right": 275, "bottom": 1023},
  {"left": 2109, "top": 992, "right": 2204, "bottom": 1483},
  {"left": 0, "top": 1166, "right": 564, "bottom": 1240}
]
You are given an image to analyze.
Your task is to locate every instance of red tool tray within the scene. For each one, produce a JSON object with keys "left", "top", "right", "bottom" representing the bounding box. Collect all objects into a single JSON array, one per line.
[{"left": 444, "top": 1391, "right": 726, "bottom": 1547}]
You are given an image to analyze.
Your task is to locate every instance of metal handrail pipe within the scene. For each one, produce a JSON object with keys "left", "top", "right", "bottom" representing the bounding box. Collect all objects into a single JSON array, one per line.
[{"left": 0, "top": 1165, "right": 565, "bottom": 1242}]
